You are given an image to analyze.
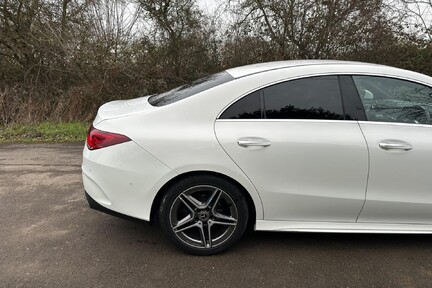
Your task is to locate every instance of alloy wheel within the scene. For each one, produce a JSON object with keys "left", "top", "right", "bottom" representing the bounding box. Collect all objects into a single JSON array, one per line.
[{"left": 169, "top": 185, "right": 238, "bottom": 249}]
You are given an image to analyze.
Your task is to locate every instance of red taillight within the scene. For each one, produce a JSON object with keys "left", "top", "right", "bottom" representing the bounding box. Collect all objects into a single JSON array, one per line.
[{"left": 87, "top": 125, "right": 131, "bottom": 150}]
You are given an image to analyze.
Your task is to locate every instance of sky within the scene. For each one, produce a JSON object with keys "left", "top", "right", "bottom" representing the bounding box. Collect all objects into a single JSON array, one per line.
[{"left": 198, "top": 0, "right": 222, "bottom": 14}]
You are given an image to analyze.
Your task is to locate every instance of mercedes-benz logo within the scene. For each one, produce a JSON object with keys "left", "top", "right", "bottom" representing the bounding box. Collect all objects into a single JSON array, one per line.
[{"left": 198, "top": 211, "right": 210, "bottom": 221}]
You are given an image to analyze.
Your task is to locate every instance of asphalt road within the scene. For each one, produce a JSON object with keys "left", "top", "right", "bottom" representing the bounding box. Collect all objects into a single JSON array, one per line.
[{"left": 1, "top": 143, "right": 432, "bottom": 288}]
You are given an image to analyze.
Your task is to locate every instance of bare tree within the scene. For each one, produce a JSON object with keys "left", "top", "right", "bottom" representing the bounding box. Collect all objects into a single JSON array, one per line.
[
  {"left": 227, "top": 0, "right": 387, "bottom": 59},
  {"left": 397, "top": 0, "right": 432, "bottom": 41},
  {"left": 136, "top": 0, "right": 219, "bottom": 85}
]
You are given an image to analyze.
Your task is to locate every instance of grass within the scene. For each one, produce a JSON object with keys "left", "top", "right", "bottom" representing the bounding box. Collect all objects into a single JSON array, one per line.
[{"left": 0, "top": 122, "right": 89, "bottom": 143}]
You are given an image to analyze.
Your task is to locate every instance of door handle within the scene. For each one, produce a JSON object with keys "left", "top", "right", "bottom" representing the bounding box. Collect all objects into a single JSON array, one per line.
[
  {"left": 379, "top": 140, "right": 413, "bottom": 151},
  {"left": 237, "top": 137, "right": 271, "bottom": 147}
]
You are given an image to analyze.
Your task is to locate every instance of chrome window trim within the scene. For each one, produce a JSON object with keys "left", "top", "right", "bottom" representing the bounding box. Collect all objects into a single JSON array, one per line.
[
  {"left": 215, "top": 119, "right": 432, "bottom": 128},
  {"left": 217, "top": 72, "right": 338, "bottom": 119},
  {"left": 215, "top": 119, "right": 357, "bottom": 123},
  {"left": 357, "top": 120, "right": 432, "bottom": 129}
]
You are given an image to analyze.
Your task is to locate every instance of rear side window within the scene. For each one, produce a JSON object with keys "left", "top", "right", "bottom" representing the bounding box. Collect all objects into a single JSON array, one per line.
[
  {"left": 149, "top": 72, "right": 234, "bottom": 106},
  {"left": 220, "top": 91, "right": 261, "bottom": 119},
  {"left": 220, "top": 76, "right": 345, "bottom": 120}
]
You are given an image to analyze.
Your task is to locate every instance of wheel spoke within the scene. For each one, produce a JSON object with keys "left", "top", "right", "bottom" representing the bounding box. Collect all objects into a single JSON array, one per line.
[
  {"left": 173, "top": 218, "right": 200, "bottom": 233},
  {"left": 172, "top": 214, "right": 195, "bottom": 232},
  {"left": 211, "top": 219, "right": 237, "bottom": 226},
  {"left": 213, "top": 213, "right": 237, "bottom": 226},
  {"left": 180, "top": 194, "right": 203, "bottom": 210},
  {"left": 197, "top": 221, "right": 209, "bottom": 248},
  {"left": 207, "top": 222, "right": 213, "bottom": 248},
  {"left": 205, "top": 188, "right": 222, "bottom": 209}
]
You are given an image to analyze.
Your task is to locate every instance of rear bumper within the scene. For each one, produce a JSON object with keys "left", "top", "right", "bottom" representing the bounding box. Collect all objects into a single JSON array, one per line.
[
  {"left": 82, "top": 140, "right": 177, "bottom": 221},
  {"left": 85, "top": 191, "right": 145, "bottom": 223}
]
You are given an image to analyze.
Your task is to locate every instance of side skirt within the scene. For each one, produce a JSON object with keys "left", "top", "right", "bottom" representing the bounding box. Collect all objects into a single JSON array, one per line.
[{"left": 256, "top": 220, "right": 432, "bottom": 234}]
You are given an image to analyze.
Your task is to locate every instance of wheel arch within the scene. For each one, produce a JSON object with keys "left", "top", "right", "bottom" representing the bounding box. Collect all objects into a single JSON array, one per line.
[{"left": 150, "top": 170, "right": 258, "bottom": 228}]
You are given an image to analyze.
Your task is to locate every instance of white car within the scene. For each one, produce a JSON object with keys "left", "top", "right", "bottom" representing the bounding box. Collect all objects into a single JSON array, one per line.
[{"left": 82, "top": 60, "right": 432, "bottom": 255}]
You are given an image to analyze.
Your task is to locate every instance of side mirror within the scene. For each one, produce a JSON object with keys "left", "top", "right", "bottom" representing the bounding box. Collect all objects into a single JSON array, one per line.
[{"left": 363, "top": 89, "right": 374, "bottom": 100}]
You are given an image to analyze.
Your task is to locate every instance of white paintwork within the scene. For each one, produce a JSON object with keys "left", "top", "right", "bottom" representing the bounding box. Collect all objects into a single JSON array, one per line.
[
  {"left": 93, "top": 96, "right": 156, "bottom": 125},
  {"left": 82, "top": 60, "right": 432, "bottom": 233}
]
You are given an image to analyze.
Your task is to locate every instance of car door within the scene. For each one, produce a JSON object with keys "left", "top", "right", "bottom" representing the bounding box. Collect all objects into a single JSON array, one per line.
[
  {"left": 352, "top": 75, "right": 432, "bottom": 224},
  {"left": 215, "top": 75, "right": 369, "bottom": 222}
]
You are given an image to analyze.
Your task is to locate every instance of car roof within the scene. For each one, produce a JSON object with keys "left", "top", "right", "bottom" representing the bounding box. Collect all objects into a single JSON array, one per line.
[{"left": 225, "top": 60, "right": 381, "bottom": 79}]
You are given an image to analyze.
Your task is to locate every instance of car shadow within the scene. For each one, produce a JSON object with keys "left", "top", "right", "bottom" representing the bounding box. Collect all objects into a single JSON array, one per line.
[{"left": 105, "top": 216, "right": 432, "bottom": 256}]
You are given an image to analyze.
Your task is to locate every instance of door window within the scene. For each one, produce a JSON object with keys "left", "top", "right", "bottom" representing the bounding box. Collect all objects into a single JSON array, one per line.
[
  {"left": 352, "top": 76, "right": 432, "bottom": 125},
  {"left": 263, "top": 76, "right": 344, "bottom": 120}
]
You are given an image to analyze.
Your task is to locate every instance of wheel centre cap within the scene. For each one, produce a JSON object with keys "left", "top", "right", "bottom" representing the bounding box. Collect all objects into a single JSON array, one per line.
[{"left": 197, "top": 210, "right": 210, "bottom": 221}]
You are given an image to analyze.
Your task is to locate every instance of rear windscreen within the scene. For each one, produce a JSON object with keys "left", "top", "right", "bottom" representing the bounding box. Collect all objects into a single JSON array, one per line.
[{"left": 148, "top": 71, "right": 234, "bottom": 106}]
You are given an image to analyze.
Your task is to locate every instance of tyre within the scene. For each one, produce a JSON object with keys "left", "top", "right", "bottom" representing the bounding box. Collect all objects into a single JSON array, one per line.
[{"left": 159, "top": 175, "right": 249, "bottom": 255}]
